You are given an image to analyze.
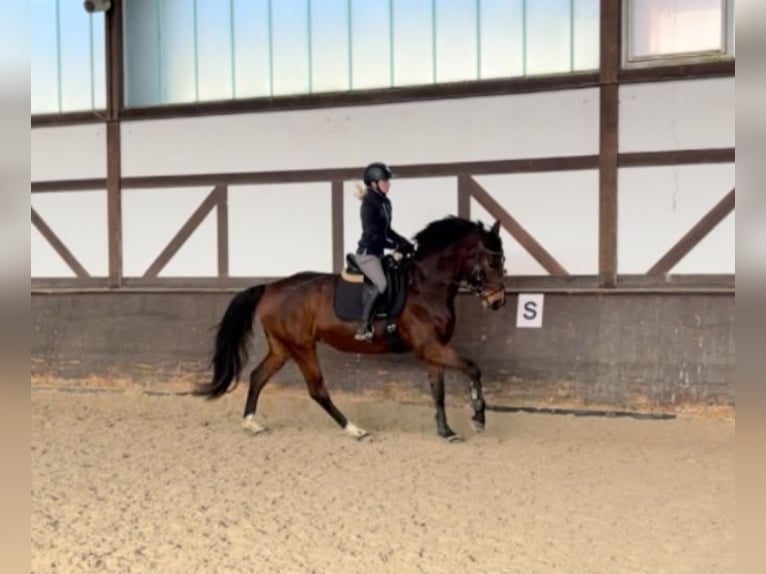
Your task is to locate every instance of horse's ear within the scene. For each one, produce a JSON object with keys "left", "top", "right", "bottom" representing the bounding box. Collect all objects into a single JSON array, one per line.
[{"left": 490, "top": 220, "right": 501, "bottom": 236}]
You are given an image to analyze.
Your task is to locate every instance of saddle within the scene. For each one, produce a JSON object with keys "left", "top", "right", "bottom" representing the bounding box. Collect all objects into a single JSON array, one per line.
[{"left": 333, "top": 253, "right": 410, "bottom": 328}]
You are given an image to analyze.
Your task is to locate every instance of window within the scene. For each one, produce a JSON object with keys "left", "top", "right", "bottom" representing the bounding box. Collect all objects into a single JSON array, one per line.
[
  {"left": 31, "top": 0, "right": 106, "bottom": 114},
  {"left": 122, "top": 0, "right": 600, "bottom": 108},
  {"left": 624, "top": 0, "right": 734, "bottom": 65}
]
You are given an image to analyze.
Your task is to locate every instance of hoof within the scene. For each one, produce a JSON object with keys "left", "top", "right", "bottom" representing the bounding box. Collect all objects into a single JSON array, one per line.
[
  {"left": 345, "top": 422, "right": 370, "bottom": 440},
  {"left": 443, "top": 433, "right": 464, "bottom": 443},
  {"left": 242, "top": 416, "right": 267, "bottom": 435},
  {"left": 471, "top": 420, "right": 485, "bottom": 433}
]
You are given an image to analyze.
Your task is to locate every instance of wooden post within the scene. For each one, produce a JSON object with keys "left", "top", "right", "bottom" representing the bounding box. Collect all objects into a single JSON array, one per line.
[
  {"left": 457, "top": 175, "right": 470, "bottom": 219},
  {"left": 331, "top": 181, "right": 344, "bottom": 273},
  {"left": 599, "top": 0, "right": 620, "bottom": 287},
  {"left": 105, "top": 0, "right": 124, "bottom": 288},
  {"left": 217, "top": 186, "right": 229, "bottom": 278}
]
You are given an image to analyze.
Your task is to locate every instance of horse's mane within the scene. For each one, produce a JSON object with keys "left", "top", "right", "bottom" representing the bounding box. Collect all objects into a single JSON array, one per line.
[{"left": 413, "top": 216, "right": 494, "bottom": 259}]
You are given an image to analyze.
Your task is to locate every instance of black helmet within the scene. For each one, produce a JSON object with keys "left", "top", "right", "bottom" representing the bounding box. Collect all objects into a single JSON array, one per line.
[{"left": 363, "top": 162, "right": 395, "bottom": 186}]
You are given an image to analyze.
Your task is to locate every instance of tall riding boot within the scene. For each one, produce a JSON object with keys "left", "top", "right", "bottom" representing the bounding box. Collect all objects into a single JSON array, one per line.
[{"left": 354, "top": 283, "right": 380, "bottom": 341}]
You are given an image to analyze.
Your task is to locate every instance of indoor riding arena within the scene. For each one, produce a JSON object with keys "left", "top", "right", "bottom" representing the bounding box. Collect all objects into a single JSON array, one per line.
[{"left": 31, "top": 1, "right": 734, "bottom": 573}]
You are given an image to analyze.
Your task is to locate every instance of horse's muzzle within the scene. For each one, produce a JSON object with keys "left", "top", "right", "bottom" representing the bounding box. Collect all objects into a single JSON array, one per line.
[{"left": 481, "top": 287, "right": 506, "bottom": 310}]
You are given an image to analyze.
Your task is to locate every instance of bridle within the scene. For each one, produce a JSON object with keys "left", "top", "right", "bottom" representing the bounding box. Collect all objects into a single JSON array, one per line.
[
  {"left": 406, "top": 243, "right": 506, "bottom": 306},
  {"left": 465, "top": 245, "right": 506, "bottom": 305}
]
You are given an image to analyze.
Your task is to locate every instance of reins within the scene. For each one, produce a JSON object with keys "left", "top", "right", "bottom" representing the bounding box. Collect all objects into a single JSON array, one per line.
[{"left": 408, "top": 244, "right": 505, "bottom": 298}]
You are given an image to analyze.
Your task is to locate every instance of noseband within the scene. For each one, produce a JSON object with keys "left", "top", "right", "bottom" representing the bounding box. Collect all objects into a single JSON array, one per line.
[{"left": 466, "top": 246, "right": 506, "bottom": 303}]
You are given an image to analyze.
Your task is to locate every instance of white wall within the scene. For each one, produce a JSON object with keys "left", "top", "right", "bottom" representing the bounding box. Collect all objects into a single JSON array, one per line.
[
  {"left": 619, "top": 77, "right": 734, "bottom": 152},
  {"left": 473, "top": 171, "right": 600, "bottom": 275},
  {"left": 618, "top": 164, "right": 735, "bottom": 274},
  {"left": 228, "top": 183, "right": 332, "bottom": 277},
  {"left": 618, "top": 77, "right": 735, "bottom": 274},
  {"left": 122, "top": 187, "right": 218, "bottom": 277},
  {"left": 31, "top": 190, "right": 108, "bottom": 277},
  {"left": 31, "top": 125, "right": 109, "bottom": 278},
  {"left": 31, "top": 124, "right": 106, "bottom": 181},
  {"left": 121, "top": 89, "right": 599, "bottom": 176},
  {"left": 119, "top": 88, "right": 600, "bottom": 278},
  {"left": 31, "top": 78, "right": 734, "bottom": 278}
]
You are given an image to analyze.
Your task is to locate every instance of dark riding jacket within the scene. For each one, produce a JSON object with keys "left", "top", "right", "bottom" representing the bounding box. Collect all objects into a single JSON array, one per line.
[{"left": 356, "top": 188, "right": 412, "bottom": 257}]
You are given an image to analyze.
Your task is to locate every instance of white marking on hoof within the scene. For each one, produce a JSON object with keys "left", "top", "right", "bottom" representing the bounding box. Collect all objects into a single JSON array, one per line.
[
  {"left": 242, "top": 415, "right": 267, "bottom": 435},
  {"left": 344, "top": 422, "right": 369, "bottom": 440},
  {"left": 445, "top": 434, "right": 464, "bottom": 443},
  {"left": 471, "top": 420, "right": 485, "bottom": 433}
]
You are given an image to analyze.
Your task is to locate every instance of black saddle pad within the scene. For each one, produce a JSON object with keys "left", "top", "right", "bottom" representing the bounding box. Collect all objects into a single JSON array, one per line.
[{"left": 333, "top": 255, "right": 409, "bottom": 323}]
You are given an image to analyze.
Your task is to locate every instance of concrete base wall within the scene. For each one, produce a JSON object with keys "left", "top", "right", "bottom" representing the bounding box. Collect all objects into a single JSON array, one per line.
[{"left": 31, "top": 291, "right": 734, "bottom": 412}]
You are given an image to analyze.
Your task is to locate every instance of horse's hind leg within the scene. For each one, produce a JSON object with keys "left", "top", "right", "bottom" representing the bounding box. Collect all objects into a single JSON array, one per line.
[
  {"left": 242, "top": 341, "right": 288, "bottom": 434},
  {"left": 291, "top": 346, "right": 369, "bottom": 440}
]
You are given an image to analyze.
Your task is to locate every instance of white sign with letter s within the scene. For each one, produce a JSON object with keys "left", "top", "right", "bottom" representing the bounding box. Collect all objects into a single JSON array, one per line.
[{"left": 516, "top": 294, "right": 544, "bottom": 328}]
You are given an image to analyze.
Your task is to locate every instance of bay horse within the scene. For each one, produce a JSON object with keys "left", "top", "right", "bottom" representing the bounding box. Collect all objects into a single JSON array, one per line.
[{"left": 193, "top": 216, "right": 507, "bottom": 442}]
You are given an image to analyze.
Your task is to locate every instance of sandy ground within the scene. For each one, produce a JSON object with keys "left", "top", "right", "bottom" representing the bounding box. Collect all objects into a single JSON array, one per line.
[{"left": 31, "top": 386, "right": 734, "bottom": 574}]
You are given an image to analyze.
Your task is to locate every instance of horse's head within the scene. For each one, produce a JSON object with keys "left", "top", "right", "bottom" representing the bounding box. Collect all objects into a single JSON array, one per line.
[
  {"left": 463, "top": 220, "right": 506, "bottom": 310},
  {"left": 413, "top": 217, "right": 507, "bottom": 310}
]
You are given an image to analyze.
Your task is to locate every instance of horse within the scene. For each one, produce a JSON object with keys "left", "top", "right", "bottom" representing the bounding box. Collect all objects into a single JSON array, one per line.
[{"left": 193, "top": 216, "right": 507, "bottom": 442}]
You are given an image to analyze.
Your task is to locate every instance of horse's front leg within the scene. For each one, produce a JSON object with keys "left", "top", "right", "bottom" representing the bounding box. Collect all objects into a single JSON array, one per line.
[
  {"left": 421, "top": 343, "right": 486, "bottom": 433},
  {"left": 427, "top": 364, "right": 461, "bottom": 441}
]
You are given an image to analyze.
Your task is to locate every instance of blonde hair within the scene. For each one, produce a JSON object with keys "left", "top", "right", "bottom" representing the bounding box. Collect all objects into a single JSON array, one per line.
[{"left": 353, "top": 182, "right": 368, "bottom": 200}]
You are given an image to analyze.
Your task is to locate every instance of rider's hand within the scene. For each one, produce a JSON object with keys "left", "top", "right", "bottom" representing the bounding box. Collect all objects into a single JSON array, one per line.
[{"left": 399, "top": 241, "right": 415, "bottom": 256}]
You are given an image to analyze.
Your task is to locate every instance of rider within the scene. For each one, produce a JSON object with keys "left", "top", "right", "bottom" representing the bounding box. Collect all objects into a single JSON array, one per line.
[{"left": 352, "top": 162, "right": 414, "bottom": 341}]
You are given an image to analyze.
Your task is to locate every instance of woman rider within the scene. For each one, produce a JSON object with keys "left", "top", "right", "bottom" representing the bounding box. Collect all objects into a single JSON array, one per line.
[{"left": 352, "top": 162, "right": 414, "bottom": 341}]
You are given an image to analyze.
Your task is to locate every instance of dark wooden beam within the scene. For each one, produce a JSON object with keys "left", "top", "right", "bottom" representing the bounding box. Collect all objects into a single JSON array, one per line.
[
  {"left": 32, "top": 278, "right": 111, "bottom": 291},
  {"left": 32, "top": 179, "right": 107, "bottom": 193},
  {"left": 331, "top": 181, "right": 345, "bottom": 273},
  {"left": 30, "top": 147, "right": 734, "bottom": 196},
  {"left": 122, "top": 277, "right": 279, "bottom": 290},
  {"left": 106, "top": 0, "right": 124, "bottom": 117},
  {"left": 457, "top": 176, "right": 470, "bottom": 219},
  {"left": 463, "top": 176, "right": 568, "bottom": 276},
  {"left": 106, "top": 123, "right": 122, "bottom": 288},
  {"left": 648, "top": 188, "right": 735, "bottom": 275},
  {"left": 143, "top": 186, "right": 224, "bottom": 278},
  {"left": 111, "top": 60, "right": 732, "bottom": 125},
  {"left": 504, "top": 273, "right": 734, "bottom": 291},
  {"left": 619, "top": 148, "right": 735, "bottom": 167},
  {"left": 105, "top": 0, "right": 124, "bottom": 288},
  {"left": 32, "top": 274, "right": 733, "bottom": 295},
  {"left": 32, "top": 61, "right": 733, "bottom": 130},
  {"left": 120, "top": 72, "right": 600, "bottom": 122},
  {"left": 31, "top": 111, "right": 106, "bottom": 128},
  {"left": 119, "top": 155, "right": 599, "bottom": 189},
  {"left": 396, "top": 156, "right": 599, "bottom": 177},
  {"left": 31, "top": 155, "right": 597, "bottom": 193},
  {"left": 598, "top": 0, "right": 620, "bottom": 287},
  {"left": 216, "top": 186, "right": 229, "bottom": 277},
  {"left": 31, "top": 209, "right": 90, "bottom": 278},
  {"left": 619, "top": 59, "right": 735, "bottom": 84}
]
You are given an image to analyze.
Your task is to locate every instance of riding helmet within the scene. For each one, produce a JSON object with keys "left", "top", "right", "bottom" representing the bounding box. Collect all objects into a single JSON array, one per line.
[{"left": 363, "top": 162, "right": 395, "bottom": 186}]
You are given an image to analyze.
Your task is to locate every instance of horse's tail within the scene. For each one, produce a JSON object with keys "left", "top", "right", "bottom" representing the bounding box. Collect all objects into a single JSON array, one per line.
[{"left": 193, "top": 285, "right": 266, "bottom": 399}]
